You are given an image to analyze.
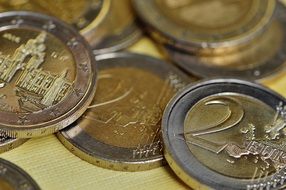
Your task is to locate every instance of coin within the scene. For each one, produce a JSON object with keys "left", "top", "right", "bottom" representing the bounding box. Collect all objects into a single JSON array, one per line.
[
  {"left": 0, "top": 0, "right": 141, "bottom": 53},
  {"left": 133, "top": 0, "right": 276, "bottom": 53},
  {"left": 0, "top": 0, "right": 104, "bottom": 30},
  {"left": 57, "top": 52, "right": 194, "bottom": 171},
  {"left": 0, "top": 0, "right": 106, "bottom": 46},
  {"left": 0, "top": 158, "right": 40, "bottom": 189},
  {"left": 0, "top": 132, "right": 27, "bottom": 154},
  {"left": 92, "top": 0, "right": 142, "bottom": 54},
  {"left": 162, "top": 79, "right": 286, "bottom": 189},
  {"left": 0, "top": 12, "right": 97, "bottom": 138},
  {"left": 163, "top": 2, "right": 286, "bottom": 80}
]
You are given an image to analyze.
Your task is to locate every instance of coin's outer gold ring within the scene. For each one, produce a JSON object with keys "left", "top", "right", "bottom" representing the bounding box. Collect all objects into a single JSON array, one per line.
[
  {"left": 0, "top": 11, "right": 97, "bottom": 138},
  {"left": 134, "top": 0, "right": 276, "bottom": 53},
  {"left": 0, "top": 138, "right": 28, "bottom": 154},
  {"left": 164, "top": 148, "right": 210, "bottom": 190},
  {"left": 57, "top": 132, "right": 163, "bottom": 172}
]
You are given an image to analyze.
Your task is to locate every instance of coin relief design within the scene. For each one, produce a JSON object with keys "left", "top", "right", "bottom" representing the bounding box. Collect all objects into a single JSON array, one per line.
[
  {"left": 184, "top": 94, "right": 284, "bottom": 179},
  {"left": 58, "top": 53, "right": 192, "bottom": 171},
  {"left": 83, "top": 69, "right": 163, "bottom": 148},
  {"left": 162, "top": 79, "right": 286, "bottom": 189},
  {"left": 0, "top": 30, "right": 74, "bottom": 113},
  {"left": 82, "top": 68, "right": 177, "bottom": 152}
]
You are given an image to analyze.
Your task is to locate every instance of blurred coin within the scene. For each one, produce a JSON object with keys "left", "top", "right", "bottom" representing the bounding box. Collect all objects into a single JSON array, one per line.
[
  {"left": 162, "top": 79, "right": 286, "bottom": 189},
  {"left": 164, "top": 2, "right": 286, "bottom": 80},
  {"left": 0, "top": 0, "right": 141, "bottom": 53},
  {"left": 0, "top": 158, "right": 40, "bottom": 190},
  {"left": 133, "top": 0, "right": 276, "bottom": 53},
  {"left": 0, "top": 132, "right": 27, "bottom": 154},
  {"left": 0, "top": 12, "right": 97, "bottom": 138},
  {"left": 58, "top": 52, "right": 194, "bottom": 171},
  {"left": 0, "top": 0, "right": 104, "bottom": 30},
  {"left": 92, "top": 0, "right": 142, "bottom": 54}
]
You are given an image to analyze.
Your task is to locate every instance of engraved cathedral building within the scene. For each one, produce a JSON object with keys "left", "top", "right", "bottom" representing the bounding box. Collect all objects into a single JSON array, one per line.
[{"left": 0, "top": 32, "right": 72, "bottom": 112}]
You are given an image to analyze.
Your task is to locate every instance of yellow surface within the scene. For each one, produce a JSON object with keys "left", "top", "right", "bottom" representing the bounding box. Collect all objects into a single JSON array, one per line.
[
  {"left": 0, "top": 37, "right": 189, "bottom": 190},
  {"left": 1, "top": 34, "right": 286, "bottom": 189}
]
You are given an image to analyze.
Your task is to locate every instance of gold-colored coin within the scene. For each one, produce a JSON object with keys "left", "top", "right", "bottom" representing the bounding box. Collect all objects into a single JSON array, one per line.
[
  {"left": 0, "top": 12, "right": 97, "bottom": 138},
  {"left": 58, "top": 53, "right": 194, "bottom": 171},
  {"left": 134, "top": 0, "right": 276, "bottom": 53},
  {"left": 0, "top": 0, "right": 105, "bottom": 45},
  {"left": 0, "top": 0, "right": 141, "bottom": 53},
  {"left": 162, "top": 2, "right": 286, "bottom": 80},
  {"left": 162, "top": 79, "right": 286, "bottom": 189},
  {"left": 0, "top": 178, "right": 14, "bottom": 190},
  {"left": 92, "top": 0, "right": 142, "bottom": 54}
]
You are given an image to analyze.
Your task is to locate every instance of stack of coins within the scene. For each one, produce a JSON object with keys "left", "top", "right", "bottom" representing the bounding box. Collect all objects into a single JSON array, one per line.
[
  {"left": 133, "top": 0, "right": 286, "bottom": 80},
  {"left": 0, "top": 0, "right": 286, "bottom": 190}
]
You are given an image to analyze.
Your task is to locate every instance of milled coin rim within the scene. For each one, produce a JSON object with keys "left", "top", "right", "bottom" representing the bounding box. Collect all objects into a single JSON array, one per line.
[
  {"left": 162, "top": 78, "right": 286, "bottom": 189},
  {"left": 0, "top": 11, "right": 97, "bottom": 138}
]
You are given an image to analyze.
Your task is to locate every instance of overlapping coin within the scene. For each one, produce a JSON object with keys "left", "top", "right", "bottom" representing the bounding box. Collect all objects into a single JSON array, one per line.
[
  {"left": 0, "top": 0, "right": 141, "bottom": 53},
  {"left": 162, "top": 79, "right": 286, "bottom": 189},
  {"left": 0, "top": 11, "right": 97, "bottom": 138},
  {"left": 0, "top": 158, "right": 40, "bottom": 190},
  {"left": 0, "top": 0, "right": 286, "bottom": 189},
  {"left": 58, "top": 53, "right": 194, "bottom": 171},
  {"left": 92, "top": 0, "right": 142, "bottom": 54},
  {"left": 133, "top": 0, "right": 275, "bottom": 53},
  {"left": 133, "top": 0, "right": 286, "bottom": 81},
  {"left": 164, "top": 2, "right": 286, "bottom": 80}
]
